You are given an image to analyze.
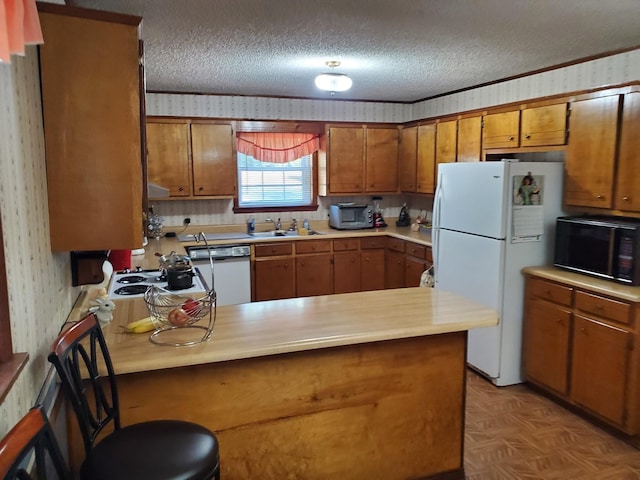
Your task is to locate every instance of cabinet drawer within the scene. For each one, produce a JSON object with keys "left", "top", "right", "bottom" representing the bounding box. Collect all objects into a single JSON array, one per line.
[
  {"left": 387, "top": 238, "right": 405, "bottom": 253},
  {"left": 575, "top": 291, "right": 631, "bottom": 325},
  {"left": 254, "top": 242, "right": 293, "bottom": 257},
  {"left": 333, "top": 238, "right": 359, "bottom": 251},
  {"left": 361, "top": 237, "right": 386, "bottom": 249},
  {"left": 296, "top": 240, "right": 331, "bottom": 254},
  {"left": 405, "top": 242, "right": 427, "bottom": 260},
  {"left": 426, "top": 247, "right": 433, "bottom": 263},
  {"left": 528, "top": 277, "right": 573, "bottom": 306}
]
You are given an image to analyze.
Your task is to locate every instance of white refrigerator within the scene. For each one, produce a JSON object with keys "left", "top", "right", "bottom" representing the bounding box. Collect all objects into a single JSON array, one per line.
[{"left": 433, "top": 160, "right": 565, "bottom": 386}]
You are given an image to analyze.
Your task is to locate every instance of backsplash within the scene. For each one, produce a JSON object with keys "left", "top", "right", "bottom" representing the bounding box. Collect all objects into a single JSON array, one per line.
[{"left": 0, "top": 46, "right": 79, "bottom": 436}]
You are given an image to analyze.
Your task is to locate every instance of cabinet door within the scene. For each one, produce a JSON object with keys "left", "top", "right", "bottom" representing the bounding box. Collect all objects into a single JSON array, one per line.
[
  {"left": 615, "top": 92, "right": 640, "bottom": 212},
  {"left": 405, "top": 256, "right": 428, "bottom": 287},
  {"left": 399, "top": 126, "right": 418, "bottom": 192},
  {"left": 361, "top": 249, "right": 385, "bottom": 291},
  {"left": 483, "top": 111, "right": 520, "bottom": 149},
  {"left": 146, "top": 122, "right": 191, "bottom": 197},
  {"left": 523, "top": 296, "right": 571, "bottom": 395},
  {"left": 416, "top": 124, "right": 436, "bottom": 194},
  {"left": 39, "top": 8, "right": 143, "bottom": 251},
  {"left": 327, "top": 127, "right": 364, "bottom": 194},
  {"left": 565, "top": 95, "right": 620, "bottom": 208},
  {"left": 435, "top": 120, "right": 457, "bottom": 166},
  {"left": 385, "top": 250, "right": 405, "bottom": 289},
  {"left": 457, "top": 116, "right": 482, "bottom": 162},
  {"left": 254, "top": 258, "right": 295, "bottom": 301},
  {"left": 521, "top": 104, "right": 567, "bottom": 147},
  {"left": 571, "top": 315, "right": 631, "bottom": 427},
  {"left": 296, "top": 254, "right": 332, "bottom": 297},
  {"left": 191, "top": 123, "right": 235, "bottom": 197},
  {"left": 334, "top": 252, "right": 361, "bottom": 294},
  {"left": 365, "top": 127, "right": 399, "bottom": 193}
]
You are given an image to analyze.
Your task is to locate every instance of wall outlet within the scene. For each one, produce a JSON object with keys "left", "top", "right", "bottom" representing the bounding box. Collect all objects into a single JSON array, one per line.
[{"left": 183, "top": 217, "right": 191, "bottom": 225}]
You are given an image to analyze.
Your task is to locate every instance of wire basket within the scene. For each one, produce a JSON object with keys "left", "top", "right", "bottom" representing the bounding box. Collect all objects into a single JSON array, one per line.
[{"left": 143, "top": 285, "right": 217, "bottom": 347}]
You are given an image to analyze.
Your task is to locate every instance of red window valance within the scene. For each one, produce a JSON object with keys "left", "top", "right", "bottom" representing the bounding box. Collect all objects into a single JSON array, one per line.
[
  {"left": 236, "top": 132, "right": 320, "bottom": 164},
  {"left": 0, "top": 0, "right": 43, "bottom": 63}
]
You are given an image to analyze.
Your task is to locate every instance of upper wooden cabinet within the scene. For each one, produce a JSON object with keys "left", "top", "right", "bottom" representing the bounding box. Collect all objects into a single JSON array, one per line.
[
  {"left": 435, "top": 120, "right": 457, "bottom": 165},
  {"left": 365, "top": 127, "right": 399, "bottom": 193},
  {"left": 399, "top": 126, "right": 418, "bottom": 192},
  {"left": 483, "top": 110, "right": 520, "bottom": 149},
  {"left": 146, "top": 122, "right": 191, "bottom": 197},
  {"left": 564, "top": 95, "right": 621, "bottom": 209},
  {"left": 615, "top": 92, "right": 640, "bottom": 212},
  {"left": 191, "top": 123, "right": 235, "bottom": 197},
  {"left": 319, "top": 125, "right": 398, "bottom": 195},
  {"left": 416, "top": 124, "right": 436, "bottom": 194},
  {"left": 456, "top": 116, "right": 482, "bottom": 162},
  {"left": 146, "top": 119, "right": 236, "bottom": 199},
  {"left": 38, "top": 4, "right": 143, "bottom": 251},
  {"left": 520, "top": 103, "right": 568, "bottom": 147}
]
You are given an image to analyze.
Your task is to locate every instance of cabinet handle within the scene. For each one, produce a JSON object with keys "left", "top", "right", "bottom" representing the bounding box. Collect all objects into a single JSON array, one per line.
[
  {"left": 199, "top": 186, "right": 204, "bottom": 191},
  {"left": 622, "top": 196, "right": 630, "bottom": 201},
  {"left": 524, "top": 134, "right": 530, "bottom": 139},
  {"left": 595, "top": 194, "right": 605, "bottom": 199},
  {"left": 594, "top": 304, "right": 603, "bottom": 310},
  {"left": 178, "top": 187, "right": 185, "bottom": 191},
  {"left": 508, "top": 136, "right": 514, "bottom": 141}
]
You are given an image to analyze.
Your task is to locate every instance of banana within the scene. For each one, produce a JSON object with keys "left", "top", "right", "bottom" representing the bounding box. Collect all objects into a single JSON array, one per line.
[{"left": 125, "top": 317, "right": 156, "bottom": 334}]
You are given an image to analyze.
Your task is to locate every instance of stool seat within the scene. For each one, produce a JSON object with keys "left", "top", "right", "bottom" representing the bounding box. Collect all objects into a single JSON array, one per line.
[{"left": 81, "top": 420, "right": 220, "bottom": 480}]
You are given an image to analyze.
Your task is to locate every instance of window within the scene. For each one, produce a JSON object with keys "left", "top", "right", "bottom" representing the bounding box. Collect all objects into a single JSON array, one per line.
[
  {"left": 237, "top": 152, "right": 313, "bottom": 208},
  {"left": 235, "top": 131, "right": 319, "bottom": 211}
]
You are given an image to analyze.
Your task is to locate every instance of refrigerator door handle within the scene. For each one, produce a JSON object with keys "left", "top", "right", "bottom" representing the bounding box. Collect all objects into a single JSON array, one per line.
[{"left": 432, "top": 171, "right": 444, "bottom": 280}]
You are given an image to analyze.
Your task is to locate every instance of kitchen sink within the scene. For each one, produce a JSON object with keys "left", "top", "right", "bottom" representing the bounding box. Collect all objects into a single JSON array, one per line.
[{"left": 249, "top": 230, "right": 325, "bottom": 238}]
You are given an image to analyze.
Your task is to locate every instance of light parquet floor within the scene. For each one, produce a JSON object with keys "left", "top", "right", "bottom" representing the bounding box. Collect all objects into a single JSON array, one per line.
[{"left": 464, "top": 370, "right": 640, "bottom": 479}]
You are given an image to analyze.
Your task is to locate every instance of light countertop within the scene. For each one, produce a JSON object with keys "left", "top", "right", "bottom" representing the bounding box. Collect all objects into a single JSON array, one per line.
[{"left": 100, "top": 287, "right": 497, "bottom": 375}]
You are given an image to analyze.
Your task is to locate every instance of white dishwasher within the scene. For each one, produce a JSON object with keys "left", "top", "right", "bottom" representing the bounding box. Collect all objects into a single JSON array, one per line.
[{"left": 186, "top": 244, "right": 251, "bottom": 306}]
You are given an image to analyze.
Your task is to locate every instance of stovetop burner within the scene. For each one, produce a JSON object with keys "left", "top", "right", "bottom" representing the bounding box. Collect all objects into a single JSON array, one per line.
[
  {"left": 117, "top": 275, "right": 147, "bottom": 284},
  {"left": 114, "top": 285, "right": 150, "bottom": 296}
]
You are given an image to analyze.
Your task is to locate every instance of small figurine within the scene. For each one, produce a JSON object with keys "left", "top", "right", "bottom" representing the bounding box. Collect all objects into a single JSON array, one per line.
[{"left": 89, "top": 297, "right": 116, "bottom": 326}]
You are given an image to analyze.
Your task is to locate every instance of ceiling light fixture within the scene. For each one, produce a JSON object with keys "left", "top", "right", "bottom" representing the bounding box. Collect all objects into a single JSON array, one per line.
[{"left": 315, "top": 61, "right": 352, "bottom": 93}]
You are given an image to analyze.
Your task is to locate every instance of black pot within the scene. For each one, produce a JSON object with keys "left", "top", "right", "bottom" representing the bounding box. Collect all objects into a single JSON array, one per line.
[{"left": 167, "top": 266, "right": 194, "bottom": 290}]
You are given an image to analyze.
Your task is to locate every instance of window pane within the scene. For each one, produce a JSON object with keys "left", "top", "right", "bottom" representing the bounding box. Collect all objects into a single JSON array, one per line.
[{"left": 237, "top": 151, "right": 313, "bottom": 208}]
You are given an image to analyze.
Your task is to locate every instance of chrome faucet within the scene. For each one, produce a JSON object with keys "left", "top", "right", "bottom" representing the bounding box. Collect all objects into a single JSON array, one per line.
[{"left": 265, "top": 218, "right": 282, "bottom": 230}]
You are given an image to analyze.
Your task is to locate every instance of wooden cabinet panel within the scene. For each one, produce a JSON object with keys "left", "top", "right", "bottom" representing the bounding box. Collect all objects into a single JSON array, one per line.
[
  {"left": 361, "top": 249, "right": 385, "bottom": 291},
  {"left": 385, "top": 250, "right": 405, "bottom": 289},
  {"left": 296, "top": 254, "right": 332, "bottom": 297},
  {"left": 527, "top": 277, "right": 573, "bottom": 306},
  {"left": 615, "top": 92, "right": 640, "bottom": 212},
  {"left": 39, "top": 7, "right": 143, "bottom": 251},
  {"left": 365, "top": 128, "right": 399, "bottom": 193},
  {"left": 296, "top": 240, "right": 331, "bottom": 254},
  {"left": 457, "top": 116, "right": 482, "bottom": 162},
  {"left": 416, "top": 124, "right": 436, "bottom": 194},
  {"left": 361, "top": 237, "right": 387, "bottom": 250},
  {"left": 386, "top": 238, "right": 405, "bottom": 253},
  {"left": 334, "top": 252, "right": 361, "bottom": 294},
  {"left": 405, "top": 256, "right": 428, "bottom": 287},
  {"left": 523, "top": 296, "right": 571, "bottom": 395},
  {"left": 333, "top": 239, "right": 359, "bottom": 251},
  {"left": 146, "top": 122, "right": 191, "bottom": 197},
  {"left": 405, "top": 242, "right": 427, "bottom": 260},
  {"left": 399, "top": 126, "right": 418, "bottom": 192},
  {"left": 575, "top": 291, "right": 631, "bottom": 325},
  {"left": 565, "top": 95, "right": 620, "bottom": 208},
  {"left": 254, "top": 258, "right": 295, "bottom": 301},
  {"left": 326, "top": 127, "right": 364, "bottom": 194},
  {"left": 254, "top": 242, "right": 293, "bottom": 257},
  {"left": 521, "top": 104, "right": 567, "bottom": 147},
  {"left": 571, "top": 315, "right": 631, "bottom": 426},
  {"left": 483, "top": 111, "right": 520, "bottom": 149},
  {"left": 435, "top": 120, "right": 457, "bottom": 166},
  {"left": 191, "top": 123, "right": 235, "bottom": 197}
]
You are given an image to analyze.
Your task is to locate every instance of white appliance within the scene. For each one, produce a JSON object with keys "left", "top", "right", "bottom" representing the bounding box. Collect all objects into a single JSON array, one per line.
[
  {"left": 433, "top": 160, "right": 565, "bottom": 386},
  {"left": 186, "top": 244, "right": 251, "bottom": 306}
]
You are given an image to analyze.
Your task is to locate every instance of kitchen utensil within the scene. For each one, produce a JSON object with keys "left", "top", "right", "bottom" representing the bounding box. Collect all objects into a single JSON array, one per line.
[{"left": 166, "top": 265, "right": 195, "bottom": 290}]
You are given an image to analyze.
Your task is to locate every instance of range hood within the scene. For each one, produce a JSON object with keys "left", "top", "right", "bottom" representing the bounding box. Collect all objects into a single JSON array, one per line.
[{"left": 148, "top": 182, "right": 169, "bottom": 198}]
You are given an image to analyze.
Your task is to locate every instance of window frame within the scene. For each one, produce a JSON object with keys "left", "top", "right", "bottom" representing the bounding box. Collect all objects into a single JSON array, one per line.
[{"left": 232, "top": 121, "right": 323, "bottom": 214}]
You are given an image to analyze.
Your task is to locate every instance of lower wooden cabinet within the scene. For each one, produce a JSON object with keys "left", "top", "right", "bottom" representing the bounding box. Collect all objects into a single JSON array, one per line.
[
  {"left": 253, "top": 243, "right": 295, "bottom": 301},
  {"left": 360, "top": 238, "right": 386, "bottom": 291},
  {"left": 385, "top": 238, "right": 433, "bottom": 288},
  {"left": 296, "top": 240, "right": 332, "bottom": 297},
  {"left": 523, "top": 273, "right": 640, "bottom": 436}
]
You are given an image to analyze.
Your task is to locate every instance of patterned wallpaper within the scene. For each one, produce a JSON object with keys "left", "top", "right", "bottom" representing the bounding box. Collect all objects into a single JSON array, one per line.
[
  {"left": 0, "top": 46, "right": 79, "bottom": 437},
  {"left": 148, "top": 48, "right": 638, "bottom": 228}
]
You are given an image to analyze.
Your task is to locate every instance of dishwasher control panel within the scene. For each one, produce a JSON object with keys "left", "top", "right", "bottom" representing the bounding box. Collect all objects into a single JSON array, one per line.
[{"left": 186, "top": 244, "right": 250, "bottom": 260}]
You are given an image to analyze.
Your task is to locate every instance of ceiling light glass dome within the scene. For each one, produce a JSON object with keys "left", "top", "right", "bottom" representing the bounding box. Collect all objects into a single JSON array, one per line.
[{"left": 315, "top": 61, "right": 352, "bottom": 92}]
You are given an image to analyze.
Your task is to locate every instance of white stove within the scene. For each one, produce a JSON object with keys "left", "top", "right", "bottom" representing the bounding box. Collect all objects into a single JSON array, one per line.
[{"left": 107, "top": 268, "right": 208, "bottom": 300}]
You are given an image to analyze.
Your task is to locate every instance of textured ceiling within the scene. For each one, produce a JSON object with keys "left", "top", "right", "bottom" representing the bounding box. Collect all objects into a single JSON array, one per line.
[{"left": 68, "top": 0, "right": 640, "bottom": 102}]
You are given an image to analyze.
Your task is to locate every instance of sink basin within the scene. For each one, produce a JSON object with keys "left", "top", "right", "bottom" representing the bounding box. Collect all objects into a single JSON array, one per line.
[{"left": 249, "top": 230, "right": 325, "bottom": 238}]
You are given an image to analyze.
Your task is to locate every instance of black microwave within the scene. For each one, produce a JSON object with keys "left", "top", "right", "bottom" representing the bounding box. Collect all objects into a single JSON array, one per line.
[{"left": 554, "top": 216, "right": 640, "bottom": 285}]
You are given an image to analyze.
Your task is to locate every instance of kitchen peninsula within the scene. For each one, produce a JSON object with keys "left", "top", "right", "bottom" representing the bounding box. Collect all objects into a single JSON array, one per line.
[{"left": 69, "top": 276, "right": 497, "bottom": 479}]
